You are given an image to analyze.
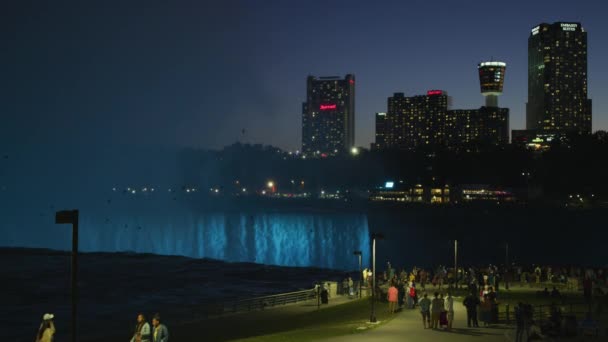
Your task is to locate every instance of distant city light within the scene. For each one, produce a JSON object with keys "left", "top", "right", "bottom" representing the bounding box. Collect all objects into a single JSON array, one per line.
[
  {"left": 385, "top": 181, "right": 394, "bottom": 189},
  {"left": 351, "top": 147, "right": 359, "bottom": 155},
  {"left": 242, "top": 188, "right": 247, "bottom": 192},
  {"left": 131, "top": 190, "right": 136, "bottom": 194},
  {"left": 261, "top": 190, "right": 266, "bottom": 195},
  {"left": 112, "top": 187, "right": 116, "bottom": 191},
  {"left": 267, "top": 181, "right": 274, "bottom": 188},
  {"left": 214, "top": 189, "right": 219, "bottom": 193}
]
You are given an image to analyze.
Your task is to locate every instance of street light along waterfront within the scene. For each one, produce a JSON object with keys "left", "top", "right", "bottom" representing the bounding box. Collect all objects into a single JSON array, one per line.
[
  {"left": 370, "top": 233, "right": 384, "bottom": 323},
  {"left": 353, "top": 250, "right": 362, "bottom": 299}
]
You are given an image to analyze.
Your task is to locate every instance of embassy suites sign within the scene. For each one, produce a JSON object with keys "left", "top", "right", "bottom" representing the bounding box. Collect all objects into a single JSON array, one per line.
[{"left": 560, "top": 23, "right": 578, "bottom": 31}]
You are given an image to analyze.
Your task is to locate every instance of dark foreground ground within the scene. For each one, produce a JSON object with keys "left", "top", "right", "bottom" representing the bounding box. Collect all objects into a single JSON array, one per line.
[{"left": 1, "top": 248, "right": 347, "bottom": 341}]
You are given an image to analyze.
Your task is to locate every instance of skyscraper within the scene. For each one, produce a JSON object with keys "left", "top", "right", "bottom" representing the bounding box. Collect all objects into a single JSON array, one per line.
[
  {"left": 302, "top": 74, "right": 355, "bottom": 155},
  {"left": 526, "top": 22, "right": 592, "bottom": 134},
  {"left": 374, "top": 112, "right": 387, "bottom": 150}
]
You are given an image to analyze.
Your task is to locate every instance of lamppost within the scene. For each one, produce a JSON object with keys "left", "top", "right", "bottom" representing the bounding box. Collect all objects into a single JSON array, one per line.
[
  {"left": 454, "top": 239, "right": 458, "bottom": 281},
  {"left": 370, "top": 233, "right": 384, "bottom": 323},
  {"left": 353, "top": 250, "right": 362, "bottom": 299},
  {"left": 505, "top": 242, "right": 509, "bottom": 290},
  {"left": 55, "top": 209, "right": 79, "bottom": 342}
]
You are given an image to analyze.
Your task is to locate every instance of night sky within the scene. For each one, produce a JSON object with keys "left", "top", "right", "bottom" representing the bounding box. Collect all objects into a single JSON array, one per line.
[{"left": 2, "top": 0, "right": 607, "bottom": 152}]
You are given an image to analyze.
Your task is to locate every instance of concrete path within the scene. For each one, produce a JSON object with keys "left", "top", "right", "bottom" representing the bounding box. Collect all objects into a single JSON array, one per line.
[{"left": 325, "top": 297, "right": 509, "bottom": 342}]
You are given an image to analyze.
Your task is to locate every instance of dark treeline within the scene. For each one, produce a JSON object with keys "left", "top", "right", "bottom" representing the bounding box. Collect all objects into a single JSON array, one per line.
[{"left": 177, "top": 131, "right": 608, "bottom": 200}]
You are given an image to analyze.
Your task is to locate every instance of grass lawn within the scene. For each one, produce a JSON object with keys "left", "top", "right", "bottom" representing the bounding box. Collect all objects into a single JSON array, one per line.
[{"left": 228, "top": 298, "right": 399, "bottom": 342}]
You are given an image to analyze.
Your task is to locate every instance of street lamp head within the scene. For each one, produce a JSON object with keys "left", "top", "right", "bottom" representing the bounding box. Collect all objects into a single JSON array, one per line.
[
  {"left": 353, "top": 250, "right": 362, "bottom": 256},
  {"left": 371, "top": 233, "right": 384, "bottom": 240}
]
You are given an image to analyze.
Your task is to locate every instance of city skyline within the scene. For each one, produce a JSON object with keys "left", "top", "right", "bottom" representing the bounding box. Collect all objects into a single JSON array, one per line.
[{"left": 2, "top": 0, "right": 608, "bottom": 153}]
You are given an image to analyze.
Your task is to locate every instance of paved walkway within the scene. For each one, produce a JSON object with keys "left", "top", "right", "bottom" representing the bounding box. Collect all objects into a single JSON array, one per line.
[{"left": 325, "top": 297, "right": 509, "bottom": 342}]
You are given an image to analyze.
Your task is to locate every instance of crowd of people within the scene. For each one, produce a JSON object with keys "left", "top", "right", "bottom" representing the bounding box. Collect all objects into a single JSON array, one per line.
[
  {"left": 359, "top": 261, "right": 608, "bottom": 335},
  {"left": 35, "top": 262, "right": 606, "bottom": 340}
]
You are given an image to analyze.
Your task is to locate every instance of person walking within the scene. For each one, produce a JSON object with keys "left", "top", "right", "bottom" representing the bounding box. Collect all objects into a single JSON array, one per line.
[
  {"left": 463, "top": 292, "right": 480, "bottom": 328},
  {"left": 430, "top": 292, "right": 443, "bottom": 329},
  {"left": 131, "top": 313, "right": 151, "bottom": 342},
  {"left": 35, "top": 313, "right": 55, "bottom": 342},
  {"left": 152, "top": 314, "right": 169, "bottom": 342},
  {"left": 418, "top": 293, "right": 431, "bottom": 329},
  {"left": 445, "top": 292, "right": 455, "bottom": 330},
  {"left": 387, "top": 282, "right": 398, "bottom": 314}
]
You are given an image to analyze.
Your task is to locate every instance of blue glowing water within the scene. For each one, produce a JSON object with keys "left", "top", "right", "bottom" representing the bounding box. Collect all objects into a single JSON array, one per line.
[
  {"left": 0, "top": 197, "right": 370, "bottom": 270},
  {"left": 77, "top": 212, "right": 370, "bottom": 270}
]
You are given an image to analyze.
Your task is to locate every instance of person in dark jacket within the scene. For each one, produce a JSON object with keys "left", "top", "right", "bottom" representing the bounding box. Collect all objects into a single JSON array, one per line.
[
  {"left": 152, "top": 314, "right": 169, "bottom": 342},
  {"left": 463, "top": 292, "right": 480, "bottom": 327}
]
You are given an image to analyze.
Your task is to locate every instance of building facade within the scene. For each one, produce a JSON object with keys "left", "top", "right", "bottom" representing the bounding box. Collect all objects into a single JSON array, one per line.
[
  {"left": 379, "top": 91, "right": 449, "bottom": 150},
  {"left": 373, "top": 112, "right": 387, "bottom": 150},
  {"left": 375, "top": 91, "right": 508, "bottom": 150},
  {"left": 526, "top": 22, "right": 592, "bottom": 134},
  {"left": 302, "top": 74, "right": 355, "bottom": 155},
  {"left": 447, "top": 107, "right": 510, "bottom": 147}
]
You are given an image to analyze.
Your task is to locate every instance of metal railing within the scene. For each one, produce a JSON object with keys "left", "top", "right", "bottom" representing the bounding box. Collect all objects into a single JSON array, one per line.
[
  {"left": 501, "top": 302, "right": 603, "bottom": 325},
  {"left": 223, "top": 288, "right": 318, "bottom": 314}
]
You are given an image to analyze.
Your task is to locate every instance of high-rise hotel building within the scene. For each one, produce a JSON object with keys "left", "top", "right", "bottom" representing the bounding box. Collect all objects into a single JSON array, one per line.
[
  {"left": 302, "top": 74, "right": 355, "bottom": 155},
  {"left": 381, "top": 91, "right": 450, "bottom": 149},
  {"left": 526, "top": 22, "right": 591, "bottom": 134}
]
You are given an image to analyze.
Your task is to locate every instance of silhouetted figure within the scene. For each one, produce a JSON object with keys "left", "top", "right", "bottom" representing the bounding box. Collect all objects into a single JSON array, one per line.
[
  {"left": 35, "top": 313, "right": 55, "bottom": 342},
  {"left": 152, "top": 314, "right": 169, "bottom": 342},
  {"left": 131, "top": 313, "right": 151, "bottom": 342},
  {"left": 463, "top": 292, "right": 480, "bottom": 328}
]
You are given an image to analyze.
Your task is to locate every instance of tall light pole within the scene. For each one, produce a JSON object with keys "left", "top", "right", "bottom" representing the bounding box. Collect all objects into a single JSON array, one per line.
[
  {"left": 353, "top": 250, "right": 362, "bottom": 299},
  {"left": 55, "top": 209, "right": 79, "bottom": 342},
  {"left": 505, "top": 242, "right": 509, "bottom": 290},
  {"left": 370, "top": 233, "right": 384, "bottom": 323},
  {"left": 454, "top": 240, "right": 458, "bottom": 280}
]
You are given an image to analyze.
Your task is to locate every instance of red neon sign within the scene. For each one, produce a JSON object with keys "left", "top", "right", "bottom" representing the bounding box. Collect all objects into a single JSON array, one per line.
[
  {"left": 427, "top": 90, "right": 443, "bottom": 96},
  {"left": 320, "top": 104, "right": 337, "bottom": 110},
  {"left": 349, "top": 79, "right": 355, "bottom": 84}
]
